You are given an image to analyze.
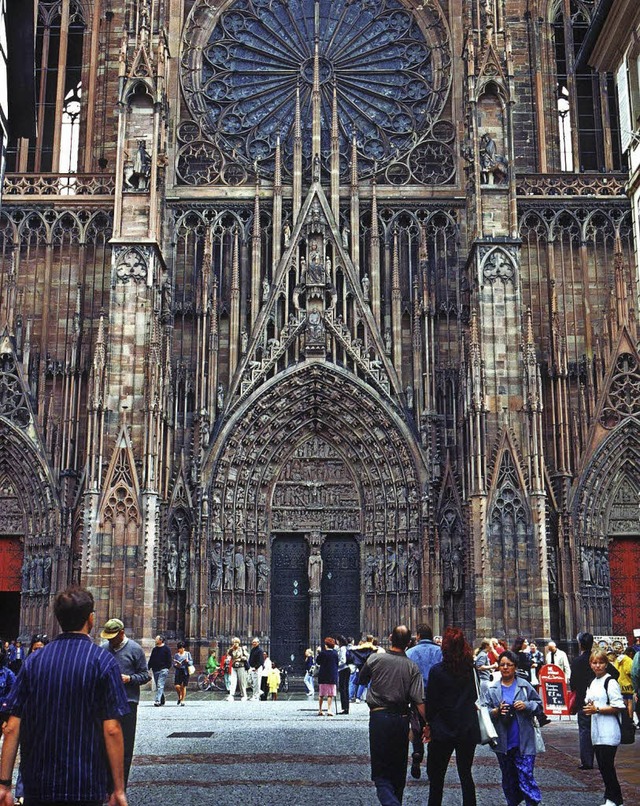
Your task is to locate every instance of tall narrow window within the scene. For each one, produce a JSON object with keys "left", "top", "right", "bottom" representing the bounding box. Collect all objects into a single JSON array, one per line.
[
  {"left": 5, "top": 0, "right": 85, "bottom": 174},
  {"left": 553, "top": 0, "right": 623, "bottom": 172}
]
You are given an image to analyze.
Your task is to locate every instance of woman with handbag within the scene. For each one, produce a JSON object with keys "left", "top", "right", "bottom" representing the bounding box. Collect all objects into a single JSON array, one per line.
[
  {"left": 424, "top": 627, "right": 480, "bottom": 806},
  {"left": 486, "top": 650, "right": 543, "bottom": 806},
  {"left": 173, "top": 641, "right": 193, "bottom": 706},
  {"left": 583, "top": 648, "right": 625, "bottom": 806}
]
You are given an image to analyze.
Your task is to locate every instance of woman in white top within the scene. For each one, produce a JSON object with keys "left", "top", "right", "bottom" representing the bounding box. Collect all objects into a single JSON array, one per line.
[{"left": 583, "top": 648, "right": 625, "bottom": 806}]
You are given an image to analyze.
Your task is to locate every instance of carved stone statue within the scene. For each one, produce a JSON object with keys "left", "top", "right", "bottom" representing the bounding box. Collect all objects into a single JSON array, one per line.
[
  {"left": 408, "top": 544, "right": 420, "bottom": 592},
  {"left": 283, "top": 223, "right": 291, "bottom": 246},
  {"left": 442, "top": 536, "right": 453, "bottom": 593},
  {"left": 43, "top": 554, "right": 52, "bottom": 595},
  {"left": 384, "top": 328, "right": 392, "bottom": 354},
  {"left": 217, "top": 383, "right": 225, "bottom": 411},
  {"left": 223, "top": 546, "right": 234, "bottom": 590},
  {"left": 365, "top": 552, "right": 376, "bottom": 593},
  {"left": 361, "top": 274, "right": 370, "bottom": 300},
  {"left": 386, "top": 546, "right": 397, "bottom": 591},
  {"left": 35, "top": 554, "right": 44, "bottom": 593},
  {"left": 124, "top": 139, "right": 151, "bottom": 190},
  {"left": 167, "top": 543, "right": 178, "bottom": 590},
  {"left": 179, "top": 548, "right": 188, "bottom": 590},
  {"left": 479, "top": 132, "right": 508, "bottom": 184},
  {"left": 451, "top": 543, "right": 463, "bottom": 593},
  {"left": 262, "top": 277, "right": 270, "bottom": 300},
  {"left": 307, "top": 310, "right": 325, "bottom": 342},
  {"left": 581, "top": 546, "right": 591, "bottom": 584},
  {"left": 245, "top": 549, "right": 256, "bottom": 591},
  {"left": 241, "top": 329, "right": 248, "bottom": 353},
  {"left": 374, "top": 545, "right": 385, "bottom": 590},
  {"left": 406, "top": 384, "right": 414, "bottom": 410},
  {"left": 210, "top": 541, "right": 223, "bottom": 590},
  {"left": 235, "top": 549, "right": 246, "bottom": 590},
  {"left": 308, "top": 548, "right": 323, "bottom": 593},
  {"left": 21, "top": 556, "right": 30, "bottom": 594},
  {"left": 256, "top": 552, "right": 269, "bottom": 592},
  {"left": 341, "top": 225, "right": 350, "bottom": 248},
  {"left": 397, "top": 543, "right": 408, "bottom": 592}
]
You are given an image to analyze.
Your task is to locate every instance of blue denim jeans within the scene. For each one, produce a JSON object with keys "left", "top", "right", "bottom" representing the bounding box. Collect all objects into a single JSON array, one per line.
[
  {"left": 369, "top": 711, "right": 410, "bottom": 805},
  {"left": 153, "top": 668, "right": 169, "bottom": 704}
]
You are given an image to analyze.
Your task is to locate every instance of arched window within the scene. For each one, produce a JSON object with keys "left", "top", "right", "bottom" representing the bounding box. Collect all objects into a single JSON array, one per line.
[
  {"left": 553, "top": 0, "right": 622, "bottom": 172},
  {"left": 6, "top": 0, "right": 85, "bottom": 173}
]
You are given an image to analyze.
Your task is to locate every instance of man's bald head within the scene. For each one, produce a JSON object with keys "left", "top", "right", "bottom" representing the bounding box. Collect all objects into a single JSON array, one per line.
[{"left": 390, "top": 625, "right": 411, "bottom": 650}]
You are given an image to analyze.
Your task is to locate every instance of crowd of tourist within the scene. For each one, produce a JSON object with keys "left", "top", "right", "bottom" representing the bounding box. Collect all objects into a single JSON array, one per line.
[{"left": 1, "top": 602, "right": 640, "bottom": 806}]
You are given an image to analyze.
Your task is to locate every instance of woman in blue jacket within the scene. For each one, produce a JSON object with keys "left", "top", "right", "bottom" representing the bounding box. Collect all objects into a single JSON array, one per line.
[{"left": 486, "top": 649, "right": 543, "bottom": 806}]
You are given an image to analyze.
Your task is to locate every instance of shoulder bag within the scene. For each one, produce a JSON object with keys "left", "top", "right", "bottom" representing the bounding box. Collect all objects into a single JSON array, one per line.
[
  {"left": 474, "top": 671, "right": 499, "bottom": 747},
  {"left": 532, "top": 715, "right": 546, "bottom": 753},
  {"left": 604, "top": 676, "right": 635, "bottom": 745}
]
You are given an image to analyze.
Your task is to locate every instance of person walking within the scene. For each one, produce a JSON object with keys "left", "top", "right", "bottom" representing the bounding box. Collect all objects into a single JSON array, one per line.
[
  {"left": 512, "top": 637, "right": 532, "bottom": 683},
  {"left": 424, "top": 627, "right": 480, "bottom": 806},
  {"left": 545, "top": 640, "right": 571, "bottom": 681},
  {"left": 358, "top": 625, "right": 426, "bottom": 806},
  {"left": 303, "top": 648, "right": 315, "bottom": 697},
  {"left": 228, "top": 637, "right": 249, "bottom": 701},
  {"left": 148, "top": 634, "right": 172, "bottom": 707},
  {"left": 583, "top": 648, "right": 625, "bottom": 806},
  {"left": 486, "top": 650, "right": 543, "bottom": 806},
  {"left": 248, "top": 637, "right": 265, "bottom": 702},
  {"left": 337, "top": 635, "right": 351, "bottom": 714},
  {"left": 267, "top": 663, "right": 281, "bottom": 700},
  {"left": 101, "top": 618, "right": 151, "bottom": 787},
  {"left": 0, "top": 647, "right": 16, "bottom": 723},
  {"left": 173, "top": 641, "right": 193, "bottom": 705},
  {"left": 474, "top": 639, "right": 495, "bottom": 699},
  {"left": 0, "top": 586, "right": 129, "bottom": 806},
  {"left": 406, "top": 623, "right": 443, "bottom": 779},
  {"left": 570, "top": 632, "right": 619, "bottom": 771},
  {"left": 315, "top": 637, "right": 339, "bottom": 716}
]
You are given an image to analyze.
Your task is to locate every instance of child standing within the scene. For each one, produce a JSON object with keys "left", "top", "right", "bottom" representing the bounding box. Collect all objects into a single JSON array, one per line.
[{"left": 268, "top": 663, "right": 281, "bottom": 700}]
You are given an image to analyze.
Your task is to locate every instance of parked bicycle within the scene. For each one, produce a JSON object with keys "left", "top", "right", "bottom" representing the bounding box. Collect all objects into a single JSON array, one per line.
[
  {"left": 196, "top": 666, "right": 226, "bottom": 692},
  {"left": 279, "top": 664, "right": 294, "bottom": 692}
]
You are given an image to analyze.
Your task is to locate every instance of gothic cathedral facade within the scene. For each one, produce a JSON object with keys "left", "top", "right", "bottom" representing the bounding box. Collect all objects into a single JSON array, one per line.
[{"left": 0, "top": 0, "right": 638, "bottom": 663}]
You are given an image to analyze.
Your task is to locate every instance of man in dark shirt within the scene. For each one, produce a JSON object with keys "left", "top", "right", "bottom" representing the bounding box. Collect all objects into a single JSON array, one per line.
[
  {"left": 0, "top": 585, "right": 129, "bottom": 806},
  {"left": 148, "top": 634, "right": 172, "bottom": 707},
  {"left": 248, "top": 638, "right": 265, "bottom": 702},
  {"left": 101, "top": 618, "right": 150, "bottom": 787},
  {"left": 359, "top": 626, "right": 426, "bottom": 806},
  {"left": 570, "top": 631, "right": 619, "bottom": 770}
]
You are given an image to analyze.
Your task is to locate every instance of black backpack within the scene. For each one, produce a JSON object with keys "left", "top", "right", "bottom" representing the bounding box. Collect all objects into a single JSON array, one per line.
[{"left": 603, "top": 676, "right": 635, "bottom": 745}]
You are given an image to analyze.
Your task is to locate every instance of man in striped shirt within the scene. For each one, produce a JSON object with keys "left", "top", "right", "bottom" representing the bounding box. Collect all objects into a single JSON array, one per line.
[{"left": 0, "top": 586, "right": 130, "bottom": 806}]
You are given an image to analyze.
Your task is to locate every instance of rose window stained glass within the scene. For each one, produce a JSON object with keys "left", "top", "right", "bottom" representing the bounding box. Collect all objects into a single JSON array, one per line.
[{"left": 181, "top": 0, "right": 452, "bottom": 181}]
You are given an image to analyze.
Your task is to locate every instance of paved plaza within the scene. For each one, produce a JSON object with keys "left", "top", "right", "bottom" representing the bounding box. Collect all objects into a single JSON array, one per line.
[{"left": 126, "top": 690, "right": 640, "bottom": 806}]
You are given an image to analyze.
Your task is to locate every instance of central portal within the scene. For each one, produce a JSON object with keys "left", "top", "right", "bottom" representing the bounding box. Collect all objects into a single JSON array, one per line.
[{"left": 321, "top": 535, "right": 360, "bottom": 639}]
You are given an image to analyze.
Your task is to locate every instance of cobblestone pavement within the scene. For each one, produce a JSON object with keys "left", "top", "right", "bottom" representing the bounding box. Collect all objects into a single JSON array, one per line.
[{"left": 127, "top": 691, "right": 640, "bottom": 806}]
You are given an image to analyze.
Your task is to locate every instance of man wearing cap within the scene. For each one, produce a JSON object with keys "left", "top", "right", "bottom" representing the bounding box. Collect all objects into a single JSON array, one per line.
[
  {"left": 248, "top": 638, "right": 265, "bottom": 702},
  {"left": 0, "top": 585, "right": 129, "bottom": 806},
  {"left": 101, "top": 618, "right": 150, "bottom": 787}
]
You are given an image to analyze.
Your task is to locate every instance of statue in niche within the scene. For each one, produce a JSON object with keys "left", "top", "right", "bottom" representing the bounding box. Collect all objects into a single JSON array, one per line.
[
  {"left": 364, "top": 552, "right": 376, "bottom": 593},
  {"left": 386, "top": 546, "right": 397, "bottom": 591},
  {"left": 262, "top": 277, "right": 270, "bottom": 300},
  {"left": 581, "top": 547, "right": 592, "bottom": 584},
  {"left": 374, "top": 545, "right": 385, "bottom": 590},
  {"left": 166, "top": 543, "right": 178, "bottom": 590},
  {"left": 547, "top": 549, "right": 558, "bottom": 594},
  {"left": 442, "top": 535, "right": 453, "bottom": 593},
  {"left": 217, "top": 384, "right": 225, "bottom": 411},
  {"left": 479, "top": 132, "right": 508, "bottom": 185},
  {"left": 34, "top": 555, "right": 44, "bottom": 593},
  {"left": 384, "top": 329, "right": 392, "bottom": 354},
  {"left": 406, "top": 384, "right": 414, "bottom": 410},
  {"left": 178, "top": 548, "right": 188, "bottom": 590},
  {"left": 408, "top": 544, "right": 421, "bottom": 592},
  {"left": 124, "top": 139, "right": 151, "bottom": 191},
  {"left": 306, "top": 245, "right": 325, "bottom": 284},
  {"left": 341, "top": 225, "right": 350, "bottom": 248},
  {"left": 601, "top": 554, "right": 610, "bottom": 589},
  {"left": 283, "top": 223, "right": 291, "bottom": 247},
  {"left": 235, "top": 548, "right": 246, "bottom": 591},
  {"left": 256, "top": 552, "right": 269, "bottom": 592},
  {"left": 210, "top": 541, "right": 223, "bottom": 590},
  {"left": 308, "top": 548, "right": 323, "bottom": 593},
  {"left": 397, "top": 544, "right": 408, "bottom": 592},
  {"left": 361, "top": 274, "right": 370, "bottom": 301},
  {"left": 241, "top": 329, "right": 248, "bottom": 354},
  {"left": 451, "top": 543, "right": 463, "bottom": 593},
  {"left": 596, "top": 550, "right": 606, "bottom": 588},
  {"left": 21, "top": 556, "right": 30, "bottom": 594},
  {"left": 307, "top": 310, "right": 325, "bottom": 342},
  {"left": 28, "top": 556, "right": 36, "bottom": 595},
  {"left": 245, "top": 550, "right": 256, "bottom": 591},
  {"left": 588, "top": 549, "right": 597, "bottom": 586},
  {"left": 43, "top": 555, "right": 52, "bottom": 595},
  {"left": 223, "top": 545, "right": 234, "bottom": 590}
]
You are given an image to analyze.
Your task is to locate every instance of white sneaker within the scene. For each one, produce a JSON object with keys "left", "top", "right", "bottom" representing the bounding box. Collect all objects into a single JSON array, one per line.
[
  {"left": 227, "top": 694, "right": 234, "bottom": 702},
  {"left": 598, "top": 801, "right": 619, "bottom": 806},
  {"left": 241, "top": 695, "right": 248, "bottom": 701}
]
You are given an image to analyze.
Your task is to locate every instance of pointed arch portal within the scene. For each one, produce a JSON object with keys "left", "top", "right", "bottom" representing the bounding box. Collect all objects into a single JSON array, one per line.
[{"left": 203, "top": 362, "right": 428, "bottom": 645}]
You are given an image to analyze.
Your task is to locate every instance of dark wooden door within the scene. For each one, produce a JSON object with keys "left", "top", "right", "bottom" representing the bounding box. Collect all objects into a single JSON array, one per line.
[
  {"left": 270, "top": 536, "right": 309, "bottom": 671},
  {"left": 321, "top": 536, "right": 360, "bottom": 639},
  {"left": 609, "top": 536, "right": 640, "bottom": 637}
]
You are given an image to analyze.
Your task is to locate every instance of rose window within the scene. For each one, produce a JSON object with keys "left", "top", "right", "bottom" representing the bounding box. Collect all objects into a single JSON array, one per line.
[{"left": 181, "top": 0, "right": 451, "bottom": 180}]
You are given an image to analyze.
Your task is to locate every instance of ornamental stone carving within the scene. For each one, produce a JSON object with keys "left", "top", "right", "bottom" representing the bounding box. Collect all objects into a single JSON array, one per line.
[
  {"left": 481, "top": 248, "right": 516, "bottom": 285},
  {"left": 115, "top": 248, "right": 147, "bottom": 284}
]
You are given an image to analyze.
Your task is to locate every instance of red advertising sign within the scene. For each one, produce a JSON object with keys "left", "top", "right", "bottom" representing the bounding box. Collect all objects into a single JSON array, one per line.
[{"left": 539, "top": 663, "right": 569, "bottom": 715}]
